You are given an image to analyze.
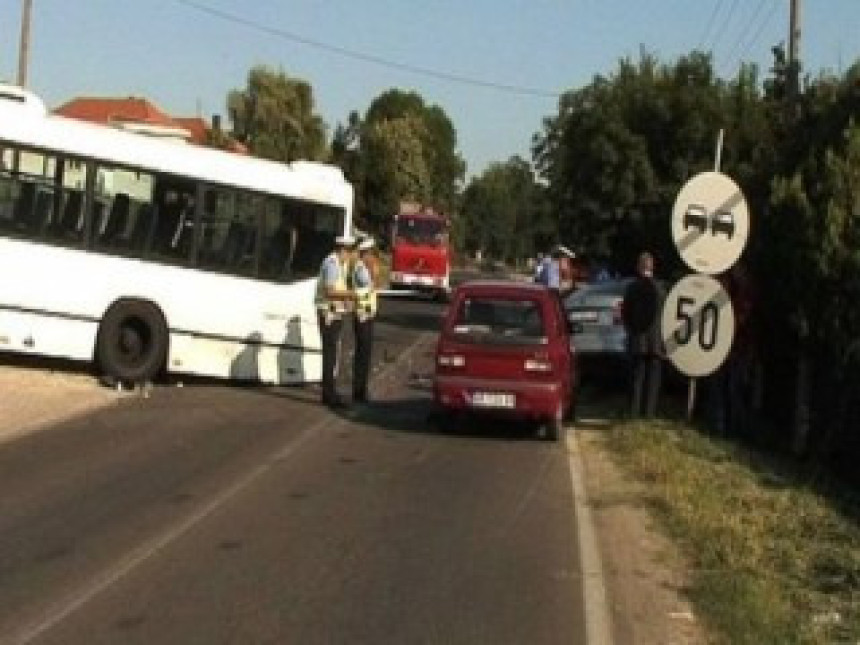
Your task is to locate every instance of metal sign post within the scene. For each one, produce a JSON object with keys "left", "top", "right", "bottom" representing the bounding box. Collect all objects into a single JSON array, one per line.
[{"left": 714, "top": 128, "right": 724, "bottom": 172}]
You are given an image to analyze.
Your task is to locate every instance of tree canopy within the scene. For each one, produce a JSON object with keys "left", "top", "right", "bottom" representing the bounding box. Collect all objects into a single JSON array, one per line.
[
  {"left": 227, "top": 65, "right": 326, "bottom": 163},
  {"left": 460, "top": 156, "right": 550, "bottom": 262},
  {"left": 333, "top": 89, "right": 465, "bottom": 238}
]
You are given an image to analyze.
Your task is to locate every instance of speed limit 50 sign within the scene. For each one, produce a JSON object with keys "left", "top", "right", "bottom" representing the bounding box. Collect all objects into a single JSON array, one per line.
[{"left": 661, "top": 274, "right": 735, "bottom": 378}]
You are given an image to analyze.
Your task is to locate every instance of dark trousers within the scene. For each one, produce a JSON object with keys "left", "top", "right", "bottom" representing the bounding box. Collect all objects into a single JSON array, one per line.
[
  {"left": 630, "top": 353, "right": 662, "bottom": 418},
  {"left": 318, "top": 314, "right": 343, "bottom": 403},
  {"left": 353, "top": 317, "right": 374, "bottom": 400}
]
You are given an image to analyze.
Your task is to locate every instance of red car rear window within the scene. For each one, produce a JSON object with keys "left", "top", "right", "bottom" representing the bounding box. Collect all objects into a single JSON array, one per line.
[{"left": 451, "top": 297, "right": 546, "bottom": 343}]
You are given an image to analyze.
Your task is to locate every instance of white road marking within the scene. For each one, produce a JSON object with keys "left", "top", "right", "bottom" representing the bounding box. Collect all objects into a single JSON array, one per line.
[
  {"left": 566, "top": 427, "right": 614, "bottom": 645},
  {"left": 10, "top": 330, "right": 433, "bottom": 645}
]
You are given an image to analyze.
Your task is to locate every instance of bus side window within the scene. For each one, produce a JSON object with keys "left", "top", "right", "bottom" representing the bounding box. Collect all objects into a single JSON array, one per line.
[
  {"left": 12, "top": 181, "right": 37, "bottom": 231},
  {"left": 0, "top": 173, "right": 15, "bottom": 226},
  {"left": 295, "top": 203, "right": 341, "bottom": 278},
  {"left": 59, "top": 191, "right": 84, "bottom": 235},
  {"left": 98, "top": 193, "right": 131, "bottom": 247},
  {"left": 198, "top": 187, "right": 259, "bottom": 277},
  {"left": 42, "top": 157, "right": 87, "bottom": 246},
  {"left": 260, "top": 200, "right": 299, "bottom": 282},
  {"left": 150, "top": 181, "right": 194, "bottom": 265},
  {"left": 128, "top": 202, "right": 156, "bottom": 253}
]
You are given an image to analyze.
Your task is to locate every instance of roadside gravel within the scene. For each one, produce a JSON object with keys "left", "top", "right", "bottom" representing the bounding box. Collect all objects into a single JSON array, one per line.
[{"left": 0, "top": 364, "right": 124, "bottom": 445}]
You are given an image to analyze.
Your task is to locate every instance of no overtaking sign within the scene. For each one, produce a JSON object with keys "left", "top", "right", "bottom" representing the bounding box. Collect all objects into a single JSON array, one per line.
[{"left": 671, "top": 171, "right": 750, "bottom": 275}]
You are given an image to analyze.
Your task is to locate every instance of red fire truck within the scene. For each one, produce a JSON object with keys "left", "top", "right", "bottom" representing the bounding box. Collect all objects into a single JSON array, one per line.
[{"left": 389, "top": 204, "right": 451, "bottom": 300}]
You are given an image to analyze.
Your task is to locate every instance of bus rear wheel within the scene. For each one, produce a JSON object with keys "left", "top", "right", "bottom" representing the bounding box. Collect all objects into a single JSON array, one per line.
[{"left": 96, "top": 300, "right": 168, "bottom": 385}]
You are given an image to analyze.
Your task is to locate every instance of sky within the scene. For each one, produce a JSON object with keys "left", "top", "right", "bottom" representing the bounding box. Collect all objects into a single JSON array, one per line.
[{"left": 1, "top": 1, "right": 859, "bottom": 177}]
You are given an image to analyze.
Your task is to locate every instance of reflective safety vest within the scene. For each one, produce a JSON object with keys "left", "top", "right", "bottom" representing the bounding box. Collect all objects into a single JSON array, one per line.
[
  {"left": 315, "top": 252, "right": 349, "bottom": 316},
  {"left": 352, "top": 258, "right": 378, "bottom": 320}
]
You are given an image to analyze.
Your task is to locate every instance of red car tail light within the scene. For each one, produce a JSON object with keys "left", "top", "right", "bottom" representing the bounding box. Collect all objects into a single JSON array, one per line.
[
  {"left": 438, "top": 354, "right": 465, "bottom": 368},
  {"left": 524, "top": 358, "right": 553, "bottom": 372}
]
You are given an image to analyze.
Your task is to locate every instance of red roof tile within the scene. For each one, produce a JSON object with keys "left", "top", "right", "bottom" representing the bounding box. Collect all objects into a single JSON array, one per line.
[
  {"left": 174, "top": 117, "right": 209, "bottom": 144},
  {"left": 54, "top": 97, "right": 180, "bottom": 129}
]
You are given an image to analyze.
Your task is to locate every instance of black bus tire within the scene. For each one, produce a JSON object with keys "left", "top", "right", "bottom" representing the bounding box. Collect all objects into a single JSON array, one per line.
[{"left": 96, "top": 299, "right": 168, "bottom": 384}]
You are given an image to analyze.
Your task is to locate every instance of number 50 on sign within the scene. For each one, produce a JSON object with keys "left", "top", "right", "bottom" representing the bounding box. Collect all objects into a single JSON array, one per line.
[{"left": 661, "top": 275, "right": 735, "bottom": 378}]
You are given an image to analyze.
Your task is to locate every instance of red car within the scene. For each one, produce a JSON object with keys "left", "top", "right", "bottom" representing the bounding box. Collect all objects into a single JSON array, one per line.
[{"left": 433, "top": 281, "right": 577, "bottom": 442}]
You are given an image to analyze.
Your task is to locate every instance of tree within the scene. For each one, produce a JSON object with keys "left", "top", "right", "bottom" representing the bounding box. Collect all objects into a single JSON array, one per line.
[
  {"left": 364, "top": 90, "right": 465, "bottom": 209},
  {"left": 335, "top": 89, "right": 465, "bottom": 239},
  {"left": 461, "top": 156, "right": 548, "bottom": 262},
  {"left": 360, "top": 114, "right": 432, "bottom": 233},
  {"left": 227, "top": 66, "right": 326, "bottom": 163},
  {"left": 533, "top": 52, "right": 727, "bottom": 271}
]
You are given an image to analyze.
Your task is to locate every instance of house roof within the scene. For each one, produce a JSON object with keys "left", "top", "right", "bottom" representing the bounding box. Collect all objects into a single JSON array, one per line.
[
  {"left": 52, "top": 95, "right": 252, "bottom": 153},
  {"left": 54, "top": 96, "right": 180, "bottom": 129},
  {"left": 174, "top": 116, "right": 208, "bottom": 145}
]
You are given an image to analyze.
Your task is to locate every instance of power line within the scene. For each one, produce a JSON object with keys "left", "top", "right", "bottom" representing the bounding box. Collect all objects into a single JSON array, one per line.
[
  {"left": 173, "top": 0, "right": 561, "bottom": 99},
  {"left": 734, "top": 2, "right": 781, "bottom": 70},
  {"left": 720, "top": 0, "right": 768, "bottom": 75},
  {"left": 707, "top": 0, "right": 741, "bottom": 54},
  {"left": 698, "top": 0, "right": 726, "bottom": 51}
]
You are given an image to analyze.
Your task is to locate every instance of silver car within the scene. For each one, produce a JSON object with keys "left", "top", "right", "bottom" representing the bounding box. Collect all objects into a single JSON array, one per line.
[{"left": 564, "top": 278, "right": 632, "bottom": 359}]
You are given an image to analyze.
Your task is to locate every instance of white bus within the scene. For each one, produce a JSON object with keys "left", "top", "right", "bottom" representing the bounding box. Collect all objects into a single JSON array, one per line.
[{"left": 0, "top": 85, "right": 353, "bottom": 385}]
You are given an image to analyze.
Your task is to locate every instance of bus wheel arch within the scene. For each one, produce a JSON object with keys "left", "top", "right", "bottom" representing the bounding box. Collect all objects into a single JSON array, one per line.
[{"left": 95, "top": 298, "right": 169, "bottom": 385}]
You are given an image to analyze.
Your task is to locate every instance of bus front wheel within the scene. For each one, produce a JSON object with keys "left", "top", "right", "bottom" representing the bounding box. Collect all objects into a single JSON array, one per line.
[{"left": 96, "top": 300, "right": 168, "bottom": 385}]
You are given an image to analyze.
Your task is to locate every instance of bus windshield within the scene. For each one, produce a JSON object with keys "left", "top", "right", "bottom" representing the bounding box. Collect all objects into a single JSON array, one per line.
[{"left": 396, "top": 217, "right": 446, "bottom": 247}]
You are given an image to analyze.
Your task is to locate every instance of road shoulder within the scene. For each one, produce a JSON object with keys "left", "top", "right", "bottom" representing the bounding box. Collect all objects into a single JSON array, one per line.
[
  {"left": 0, "top": 364, "right": 124, "bottom": 445},
  {"left": 576, "top": 424, "right": 708, "bottom": 645}
]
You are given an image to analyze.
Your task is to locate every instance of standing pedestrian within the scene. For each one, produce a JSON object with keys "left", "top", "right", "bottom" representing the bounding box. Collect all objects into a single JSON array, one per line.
[
  {"left": 315, "top": 235, "right": 357, "bottom": 409},
  {"left": 536, "top": 247, "right": 562, "bottom": 290},
  {"left": 351, "top": 235, "right": 379, "bottom": 404},
  {"left": 533, "top": 253, "right": 545, "bottom": 282},
  {"left": 622, "top": 251, "right": 665, "bottom": 419},
  {"left": 556, "top": 245, "right": 576, "bottom": 294}
]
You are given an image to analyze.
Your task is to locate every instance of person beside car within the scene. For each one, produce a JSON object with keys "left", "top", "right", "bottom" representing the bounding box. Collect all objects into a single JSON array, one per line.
[{"left": 622, "top": 251, "right": 665, "bottom": 419}]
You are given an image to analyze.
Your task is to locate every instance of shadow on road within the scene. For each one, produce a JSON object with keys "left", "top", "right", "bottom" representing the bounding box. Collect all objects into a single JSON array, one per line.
[
  {"left": 341, "top": 395, "right": 551, "bottom": 444},
  {"left": 377, "top": 298, "right": 445, "bottom": 334},
  {"left": 0, "top": 352, "right": 97, "bottom": 378}
]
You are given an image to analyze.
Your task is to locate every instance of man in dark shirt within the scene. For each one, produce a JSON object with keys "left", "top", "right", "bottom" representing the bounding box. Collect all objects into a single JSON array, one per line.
[{"left": 623, "top": 251, "right": 665, "bottom": 419}]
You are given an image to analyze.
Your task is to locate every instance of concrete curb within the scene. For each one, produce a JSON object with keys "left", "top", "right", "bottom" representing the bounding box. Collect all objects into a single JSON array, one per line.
[{"left": 566, "top": 427, "right": 614, "bottom": 645}]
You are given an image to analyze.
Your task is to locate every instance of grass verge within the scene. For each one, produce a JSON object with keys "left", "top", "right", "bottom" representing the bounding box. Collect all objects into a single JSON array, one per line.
[{"left": 603, "top": 420, "right": 860, "bottom": 644}]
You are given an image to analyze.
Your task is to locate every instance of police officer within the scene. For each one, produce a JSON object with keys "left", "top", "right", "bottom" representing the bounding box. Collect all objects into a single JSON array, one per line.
[
  {"left": 315, "top": 235, "right": 357, "bottom": 409},
  {"left": 351, "top": 235, "right": 379, "bottom": 404}
]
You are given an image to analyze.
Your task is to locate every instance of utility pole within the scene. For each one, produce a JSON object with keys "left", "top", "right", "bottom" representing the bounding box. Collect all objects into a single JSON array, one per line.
[
  {"left": 788, "top": 0, "right": 801, "bottom": 98},
  {"left": 17, "top": 0, "right": 33, "bottom": 87}
]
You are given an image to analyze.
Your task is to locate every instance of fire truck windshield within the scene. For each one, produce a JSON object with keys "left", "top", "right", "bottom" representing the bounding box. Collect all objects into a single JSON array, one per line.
[{"left": 396, "top": 217, "right": 446, "bottom": 247}]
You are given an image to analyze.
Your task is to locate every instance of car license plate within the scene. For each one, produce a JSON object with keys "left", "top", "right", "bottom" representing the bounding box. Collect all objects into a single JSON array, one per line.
[
  {"left": 568, "top": 310, "right": 598, "bottom": 322},
  {"left": 470, "top": 392, "right": 515, "bottom": 409}
]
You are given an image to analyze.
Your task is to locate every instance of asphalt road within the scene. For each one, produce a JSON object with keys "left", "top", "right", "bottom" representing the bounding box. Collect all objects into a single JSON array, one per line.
[{"left": 0, "top": 287, "right": 588, "bottom": 645}]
